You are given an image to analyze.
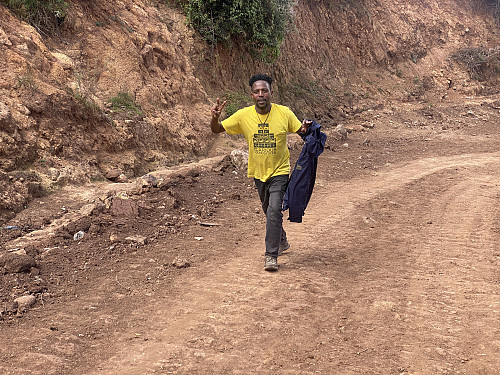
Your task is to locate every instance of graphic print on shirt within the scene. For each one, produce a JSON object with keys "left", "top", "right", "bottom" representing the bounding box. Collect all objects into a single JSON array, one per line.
[{"left": 253, "top": 122, "right": 276, "bottom": 154}]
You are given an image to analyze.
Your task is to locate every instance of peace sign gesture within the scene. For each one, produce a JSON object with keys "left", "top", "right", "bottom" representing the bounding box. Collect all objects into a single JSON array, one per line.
[{"left": 211, "top": 98, "right": 227, "bottom": 119}]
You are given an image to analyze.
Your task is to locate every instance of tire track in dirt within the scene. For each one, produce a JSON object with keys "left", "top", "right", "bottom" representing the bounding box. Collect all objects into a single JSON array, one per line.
[
  {"left": 290, "top": 152, "right": 500, "bottom": 374},
  {"left": 393, "top": 171, "right": 500, "bottom": 374},
  {"left": 88, "top": 152, "right": 500, "bottom": 374}
]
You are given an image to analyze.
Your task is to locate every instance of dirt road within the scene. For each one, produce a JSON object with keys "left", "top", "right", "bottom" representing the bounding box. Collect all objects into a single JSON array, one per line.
[
  {"left": 87, "top": 153, "right": 500, "bottom": 375},
  {"left": 1, "top": 100, "right": 499, "bottom": 374}
]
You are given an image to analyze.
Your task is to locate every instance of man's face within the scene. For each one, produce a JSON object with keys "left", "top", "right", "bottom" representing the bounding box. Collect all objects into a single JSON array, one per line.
[{"left": 251, "top": 80, "right": 273, "bottom": 112}]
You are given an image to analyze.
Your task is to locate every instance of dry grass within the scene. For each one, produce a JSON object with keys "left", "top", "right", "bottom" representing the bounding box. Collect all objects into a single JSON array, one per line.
[{"left": 452, "top": 46, "right": 500, "bottom": 80}]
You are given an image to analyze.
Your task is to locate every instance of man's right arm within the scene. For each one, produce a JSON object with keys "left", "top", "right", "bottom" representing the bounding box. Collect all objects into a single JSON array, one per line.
[
  {"left": 210, "top": 98, "right": 227, "bottom": 134},
  {"left": 211, "top": 116, "right": 225, "bottom": 133}
]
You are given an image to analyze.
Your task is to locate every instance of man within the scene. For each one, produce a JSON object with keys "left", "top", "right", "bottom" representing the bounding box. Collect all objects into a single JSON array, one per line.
[{"left": 210, "top": 73, "right": 310, "bottom": 271}]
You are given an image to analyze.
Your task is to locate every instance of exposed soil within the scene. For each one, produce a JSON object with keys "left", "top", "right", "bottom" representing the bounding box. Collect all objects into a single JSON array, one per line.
[
  {"left": 2, "top": 0, "right": 499, "bottom": 223},
  {"left": 1, "top": 95, "right": 499, "bottom": 374},
  {"left": 1, "top": 0, "right": 500, "bottom": 373}
]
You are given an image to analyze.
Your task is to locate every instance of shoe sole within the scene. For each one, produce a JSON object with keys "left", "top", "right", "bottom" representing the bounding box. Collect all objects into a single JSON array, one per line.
[{"left": 265, "top": 265, "right": 278, "bottom": 271}]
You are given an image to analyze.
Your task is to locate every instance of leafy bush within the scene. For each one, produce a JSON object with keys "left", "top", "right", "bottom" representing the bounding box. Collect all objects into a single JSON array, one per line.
[
  {"left": 109, "top": 92, "right": 144, "bottom": 117},
  {"left": 176, "top": 0, "right": 296, "bottom": 61},
  {"left": 1, "top": 0, "right": 68, "bottom": 33},
  {"left": 223, "top": 90, "right": 250, "bottom": 117}
]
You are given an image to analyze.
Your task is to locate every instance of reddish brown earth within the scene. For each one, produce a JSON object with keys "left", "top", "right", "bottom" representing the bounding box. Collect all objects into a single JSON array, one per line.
[
  {"left": 1, "top": 0, "right": 500, "bottom": 373},
  {"left": 1, "top": 0, "right": 499, "bottom": 223},
  {"left": 1, "top": 95, "right": 499, "bottom": 374}
]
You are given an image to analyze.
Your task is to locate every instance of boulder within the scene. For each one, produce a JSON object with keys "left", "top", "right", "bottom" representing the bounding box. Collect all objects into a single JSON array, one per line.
[
  {"left": 0, "top": 253, "right": 36, "bottom": 273},
  {"left": 14, "top": 294, "right": 37, "bottom": 312},
  {"left": 105, "top": 169, "right": 122, "bottom": 181},
  {"left": 230, "top": 149, "right": 249, "bottom": 170}
]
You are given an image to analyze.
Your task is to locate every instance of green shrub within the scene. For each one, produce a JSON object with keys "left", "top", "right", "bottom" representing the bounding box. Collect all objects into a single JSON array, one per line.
[
  {"left": 109, "top": 92, "right": 144, "bottom": 117},
  {"left": 176, "top": 0, "right": 296, "bottom": 62},
  {"left": 16, "top": 68, "right": 37, "bottom": 90},
  {"left": 223, "top": 90, "right": 250, "bottom": 117},
  {"left": 2, "top": 0, "right": 68, "bottom": 33}
]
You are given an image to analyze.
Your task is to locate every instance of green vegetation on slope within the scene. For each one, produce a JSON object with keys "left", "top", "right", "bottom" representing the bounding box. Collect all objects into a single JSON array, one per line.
[
  {"left": 175, "top": 0, "right": 296, "bottom": 62},
  {"left": 1, "top": 0, "right": 67, "bottom": 33}
]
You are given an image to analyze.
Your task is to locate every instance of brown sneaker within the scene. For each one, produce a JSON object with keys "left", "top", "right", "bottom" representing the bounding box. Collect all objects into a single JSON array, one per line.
[{"left": 264, "top": 255, "right": 278, "bottom": 271}]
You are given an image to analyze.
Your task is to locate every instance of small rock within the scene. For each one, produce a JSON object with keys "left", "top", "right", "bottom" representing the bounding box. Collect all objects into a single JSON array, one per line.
[
  {"left": 172, "top": 258, "right": 190, "bottom": 269},
  {"left": 16, "top": 103, "right": 30, "bottom": 115},
  {"left": 335, "top": 124, "right": 348, "bottom": 142},
  {"left": 48, "top": 168, "right": 60, "bottom": 181},
  {"left": 73, "top": 231, "right": 85, "bottom": 241},
  {"left": 116, "top": 174, "right": 129, "bottom": 183},
  {"left": 140, "top": 174, "right": 159, "bottom": 188},
  {"left": 14, "top": 294, "right": 37, "bottom": 312},
  {"left": 105, "top": 169, "right": 121, "bottom": 181},
  {"left": 125, "top": 236, "right": 147, "bottom": 245}
]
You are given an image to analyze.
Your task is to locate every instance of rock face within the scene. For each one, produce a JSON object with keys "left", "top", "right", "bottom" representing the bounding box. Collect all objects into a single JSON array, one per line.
[{"left": 0, "top": 0, "right": 498, "bottom": 224}]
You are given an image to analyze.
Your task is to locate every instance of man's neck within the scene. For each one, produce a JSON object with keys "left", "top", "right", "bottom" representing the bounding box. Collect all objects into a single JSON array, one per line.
[{"left": 255, "top": 104, "right": 272, "bottom": 115}]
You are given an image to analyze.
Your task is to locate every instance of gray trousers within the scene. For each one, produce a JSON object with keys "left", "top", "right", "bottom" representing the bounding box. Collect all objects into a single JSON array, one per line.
[{"left": 254, "top": 174, "right": 288, "bottom": 258}]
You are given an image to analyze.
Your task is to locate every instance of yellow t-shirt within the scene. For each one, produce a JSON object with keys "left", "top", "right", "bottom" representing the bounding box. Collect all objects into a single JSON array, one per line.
[{"left": 221, "top": 104, "right": 302, "bottom": 182}]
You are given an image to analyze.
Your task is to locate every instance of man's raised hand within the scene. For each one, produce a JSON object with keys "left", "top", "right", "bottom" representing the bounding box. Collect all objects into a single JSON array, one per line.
[
  {"left": 211, "top": 98, "right": 227, "bottom": 119},
  {"left": 210, "top": 98, "right": 227, "bottom": 133}
]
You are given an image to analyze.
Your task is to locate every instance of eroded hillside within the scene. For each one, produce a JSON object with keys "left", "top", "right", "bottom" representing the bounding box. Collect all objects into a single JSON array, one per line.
[{"left": 0, "top": 0, "right": 499, "bottom": 224}]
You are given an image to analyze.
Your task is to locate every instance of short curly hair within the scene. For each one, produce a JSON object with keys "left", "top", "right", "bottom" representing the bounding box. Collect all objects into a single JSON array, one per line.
[{"left": 249, "top": 73, "right": 273, "bottom": 88}]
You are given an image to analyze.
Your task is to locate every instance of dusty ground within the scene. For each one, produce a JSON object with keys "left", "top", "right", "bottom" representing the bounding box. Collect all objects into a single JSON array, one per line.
[{"left": 1, "top": 94, "right": 500, "bottom": 374}]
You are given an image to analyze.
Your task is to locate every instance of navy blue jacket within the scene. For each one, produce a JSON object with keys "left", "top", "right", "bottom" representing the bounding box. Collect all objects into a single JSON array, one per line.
[{"left": 283, "top": 121, "right": 327, "bottom": 223}]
